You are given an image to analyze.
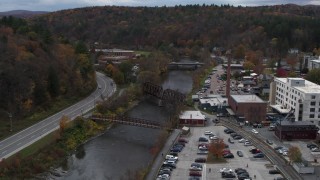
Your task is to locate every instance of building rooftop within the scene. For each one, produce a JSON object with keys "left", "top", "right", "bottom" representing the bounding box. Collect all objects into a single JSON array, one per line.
[
  {"left": 199, "top": 97, "right": 228, "bottom": 106},
  {"left": 270, "top": 105, "right": 291, "bottom": 114},
  {"left": 280, "top": 120, "right": 316, "bottom": 126},
  {"left": 179, "top": 111, "right": 205, "bottom": 120},
  {"left": 276, "top": 78, "right": 320, "bottom": 94},
  {"left": 231, "top": 95, "right": 265, "bottom": 103}
]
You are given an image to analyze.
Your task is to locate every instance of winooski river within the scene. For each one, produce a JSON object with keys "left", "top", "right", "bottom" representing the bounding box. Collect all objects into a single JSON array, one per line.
[{"left": 55, "top": 70, "right": 193, "bottom": 180}]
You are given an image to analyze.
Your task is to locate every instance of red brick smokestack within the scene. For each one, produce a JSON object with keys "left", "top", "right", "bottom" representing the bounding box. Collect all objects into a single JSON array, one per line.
[{"left": 226, "top": 50, "right": 231, "bottom": 99}]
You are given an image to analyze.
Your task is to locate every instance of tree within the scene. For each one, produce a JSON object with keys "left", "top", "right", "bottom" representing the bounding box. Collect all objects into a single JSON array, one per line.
[
  {"left": 288, "top": 146, "right": 302, "bottom": 163},
  {"left": 208, "top": 138, "right": 225, "bottom": 159},
  {"left": 243, "top": 61, "right": 255, "bottom": 71},
  {"left": 306, "top": 69, "right": 320, "bottom": 85},
  {"left": 47, "top": 66, "right": 60, "bottom": 98},
  {"left": 59, "top": 115, "right": 70, "bottom": 135}
]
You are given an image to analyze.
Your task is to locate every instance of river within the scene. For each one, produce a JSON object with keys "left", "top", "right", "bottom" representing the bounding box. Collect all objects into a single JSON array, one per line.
[{"left": 55, "top": 70, "right": 193, "bottom": 180}]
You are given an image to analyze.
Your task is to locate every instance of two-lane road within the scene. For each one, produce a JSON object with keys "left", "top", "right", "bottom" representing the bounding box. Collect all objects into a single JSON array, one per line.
[{"left": 0, "top": 71, "right": 116, "bottom": 160}]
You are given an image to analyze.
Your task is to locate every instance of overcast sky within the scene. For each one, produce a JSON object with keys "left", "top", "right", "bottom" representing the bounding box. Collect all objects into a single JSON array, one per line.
[{"left": 0, "top": 0, "right": 319, "bottom": 12}]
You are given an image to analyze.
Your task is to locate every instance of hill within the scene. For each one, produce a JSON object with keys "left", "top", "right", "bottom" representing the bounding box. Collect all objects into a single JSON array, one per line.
[
  {"left": 0, "top": 10, "right": 48, "bottom": 18},
  {"left": 33, "top": 4, "right": 320, "bottom": 57},
  {"left": 0, "top": 16, "right": 96, "bottom": 118}
]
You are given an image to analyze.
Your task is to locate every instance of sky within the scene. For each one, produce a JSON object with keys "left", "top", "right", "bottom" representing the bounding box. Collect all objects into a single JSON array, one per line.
[{"left": 0, "top": 0, "right": 319, "bottom": 12}]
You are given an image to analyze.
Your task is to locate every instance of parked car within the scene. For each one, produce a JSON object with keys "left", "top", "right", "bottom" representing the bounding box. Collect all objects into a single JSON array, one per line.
[
  {"left": 269, "top": 169, "right": 281, "bottom": 174},
  {"left": 190, "top": 166, "right": 202, "bottom": 171},
  {"left": 244, "top": 141, "right": 252, "bottom": 146},
  {"left": 157, "top": 174, "right": 170, "bottom": 179},
  {"left": 189, "top": 171, "right": 202, "bottom": 177},
  {"left": 198, "top": 145, "right": 208, "bottom": 151},
  {"left": 228, "top": 138, "right": 234, "bottom": 143},
  {"left": 204, "top": 131, "right": 214, "bottom": 136},
  {"left": 253, "top": 153, "right": 265, "bottom": 158},
  {"left": 233, "top": 135, "right": 243, "bottom": 140},
  {"left": 237, "top": 150, "right": 243, "bottom": 157},
  {"left": 221, "top": 172, "right": 236, "bottom": 178},
  {"left": 191, "top": 163, "right": 203, "bottom": 169},
  {"left": 158, "top": 169, "right": 171, "bottom": 175},
  {"left": 274, "top": 146, "right": 284, "bottom": 151},
  {"left": 307, "top": 143, "right": 318, "bottom": 149},
  {"left": 223, "top": 153, "right": 234, "bottom": 158},
  {"left": 169, "top": 152, "right": 178, "bottom": 157},
  {"left": 266, "top": 139, "right": 273, "bottom": 145},
  {"left": 162, "top": 163, "right": 176, "bottom": 169},
  {"left": 224, "top": 128, "right": 234, "bottom": 134},
  {"left": 165, "top": 155, "right": 178, "bottom": 161},
  {"left": 178, "top": 138, "right": 188, "bottom": 143},
  {"left": 209, "top": 135, "right": 218, "bottom": 140},
  {"left": 198, "top": 137, "right": 209, "bottom": 142},
  {"left": 238, "top": 138, "right": 246, "bottom": 143},
  {"left": 251, "top": 129, "right": 259, "bottom": 134},
  {"left": 195, "top": 158, "right": 206, "bottom": 163},
  {"left": 250, "top": 148, "right": 261, "bottom": 154}
]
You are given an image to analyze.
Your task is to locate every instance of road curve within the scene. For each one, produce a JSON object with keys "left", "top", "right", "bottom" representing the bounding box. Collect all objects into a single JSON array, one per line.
[{"left": 0, "top": 71, "right": 116, "bottom": 160}]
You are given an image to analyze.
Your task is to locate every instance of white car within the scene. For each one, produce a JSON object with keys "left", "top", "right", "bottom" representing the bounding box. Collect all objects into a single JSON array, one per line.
[
  {"left": 204, "top": 131, "right": 214, "bottom": 136},
  {"left": 238, "top": 138, "right": 246, "bottom": 143},
  {"left": 219, "top": 167, "right": 233, "bottom": 173},
  {"left": 165, "top": 155, "right": 178, "bottom": 161},
  {"left": 209, "top": 135, "right": 218, "bottom": 140},
  {"left": 244, "top": 142, "right": 252, "bottom": 146},
  {"left": 251, "top": 129, "right": 258, "bottom": 134}
]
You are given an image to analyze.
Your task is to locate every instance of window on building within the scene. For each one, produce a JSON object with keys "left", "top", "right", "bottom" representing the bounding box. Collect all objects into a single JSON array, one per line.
[
  {"left": 310, "top": 108, "right": 315, "bottom": 112},
  {"left": 311, "top": 101, "right": 316, "bottom": 106},
  {"left": 318, "top": 114, "right": 320, "bottom": 118},
  {"left": 312, "top": 95, "right": 316, "bottom": 99},
  {"left": 310, "top": 114, "right": 315, "bottom": 118}
]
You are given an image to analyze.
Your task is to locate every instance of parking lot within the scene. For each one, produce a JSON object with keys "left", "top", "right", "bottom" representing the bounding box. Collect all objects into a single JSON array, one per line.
[{"left": 169, "top": 123, "right": 285, "bottom": 180}]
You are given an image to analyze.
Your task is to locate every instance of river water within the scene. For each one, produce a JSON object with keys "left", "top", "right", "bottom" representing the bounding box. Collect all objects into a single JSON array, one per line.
[{"left": 55, "top": 70, "right": 193, "bottom": 180}]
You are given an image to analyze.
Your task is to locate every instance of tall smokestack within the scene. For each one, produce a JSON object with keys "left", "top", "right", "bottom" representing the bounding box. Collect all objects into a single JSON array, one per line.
[{"left": 226, "top": 50, "right": 231, "bottom": 99}]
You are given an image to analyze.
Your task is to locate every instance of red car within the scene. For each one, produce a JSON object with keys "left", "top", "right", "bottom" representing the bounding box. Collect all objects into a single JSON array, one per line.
[
  {"left": 178, "top": 138, "right": 188, "bottom": 143},
  {"left": 189, "top": 171, "right": 202, "bottom": 177}
]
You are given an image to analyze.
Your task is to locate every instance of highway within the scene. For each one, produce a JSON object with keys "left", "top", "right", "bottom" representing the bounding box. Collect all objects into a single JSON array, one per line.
[{"left": 0, "top": 71, "right": 116, "bottom": 160}]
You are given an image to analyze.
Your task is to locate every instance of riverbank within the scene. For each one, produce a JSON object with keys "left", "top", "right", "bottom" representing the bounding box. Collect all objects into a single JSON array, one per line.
[{"left": 145, "top": 129, "right": 181, "bottom": 180}]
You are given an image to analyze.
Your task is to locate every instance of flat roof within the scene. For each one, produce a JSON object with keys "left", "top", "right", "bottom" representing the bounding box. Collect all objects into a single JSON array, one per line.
[
  {"left": 231, "top": 95, "right": 265, "bottom": 103},
  {"left": 179, "top": 111, "right": 205, "bottom": 120},
  {"left": 199, "top": 97, "right": 228, "bottom": 106},
  {"left": 280, "top": 120, "right": 316, "bottom": 126},
  {"left": 270, "top": 105, "right": 291, "bottom": 114},
  {"left": 276, "top": 78, "right": 320, "bottom": 94}
]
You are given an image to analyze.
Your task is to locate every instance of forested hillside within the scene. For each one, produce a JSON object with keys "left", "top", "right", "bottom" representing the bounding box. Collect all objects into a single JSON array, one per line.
[
  {"left": 0, "top": 16, "right": 96, "bottom": 118},
  {"left": 36, "top": 4, "right": 320, "bottom": 58}
]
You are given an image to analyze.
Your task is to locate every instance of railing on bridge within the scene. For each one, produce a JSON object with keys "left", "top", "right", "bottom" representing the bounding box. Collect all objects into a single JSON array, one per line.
[
  {"left": 91, "top": 115, "right": 170, "bottom": 130},
  {"left": 142, "top": 82, "right": 186, "bottom": 104}
]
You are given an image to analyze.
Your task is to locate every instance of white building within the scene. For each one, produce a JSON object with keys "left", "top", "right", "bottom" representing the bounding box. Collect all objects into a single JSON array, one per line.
[
  {"left": 270, "top": 77, "right": 320, "bottom": 124},
  {"left": 308, "top": 59, "right": 320, "bottom": 70}
]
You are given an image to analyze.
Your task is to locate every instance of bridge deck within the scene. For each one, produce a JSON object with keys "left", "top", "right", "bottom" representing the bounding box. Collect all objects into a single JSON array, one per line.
[{"left": 91, "top": 115, "right": 170, "bottom": 130}]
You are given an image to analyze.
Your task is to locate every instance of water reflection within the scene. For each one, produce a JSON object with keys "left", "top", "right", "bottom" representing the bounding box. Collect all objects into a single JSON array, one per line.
[{"left": 56, "top": 70, "right": 193, "bottom": 180}]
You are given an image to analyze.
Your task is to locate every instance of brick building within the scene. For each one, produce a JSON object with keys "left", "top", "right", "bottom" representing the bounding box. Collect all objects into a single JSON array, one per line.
[
  {"left": 275, "top": 121, "right": 318, "bottom": 140},
  {"left": 228, "top": 95, "right": 267, "bottom": 123},
  {"left": 179, "top": 111, "right": 206, "bottom": 127}
]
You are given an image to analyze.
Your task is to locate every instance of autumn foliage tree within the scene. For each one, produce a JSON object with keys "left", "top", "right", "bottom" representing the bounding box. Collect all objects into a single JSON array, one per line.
[
  {"left": 208, "top": 138, "right": 225, "bottom": 160},
  {"left": 288, "top": 146, "right": 302, "bottom": 164},
  {"left": 59, "top": 115, "right": 70, "bottom": 135}
]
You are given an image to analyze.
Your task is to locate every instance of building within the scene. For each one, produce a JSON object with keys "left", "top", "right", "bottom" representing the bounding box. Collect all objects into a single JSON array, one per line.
[
  {"left": 308, "top": 59, "right": 320, "bottom": 71},
  {"left": 303, "top": 55, "right": 318, "bottom": 69},
  {"left": 228, "top": 95, "right": 267, "bottom": 123},
  {"left": 270, "top": 78, "right": 320, "bottom": 124},
  {"left": 179, "top": 111, "right": 206, "bottom": 127},
  {"left": 275, "top": 121, "right": 318, "bottom": 140},
  {"left": 97, "top": 49, "right": 135, "bottom": 65},
  {"left": 198, "top": 95, "right": 228, "bottom": 113}
]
